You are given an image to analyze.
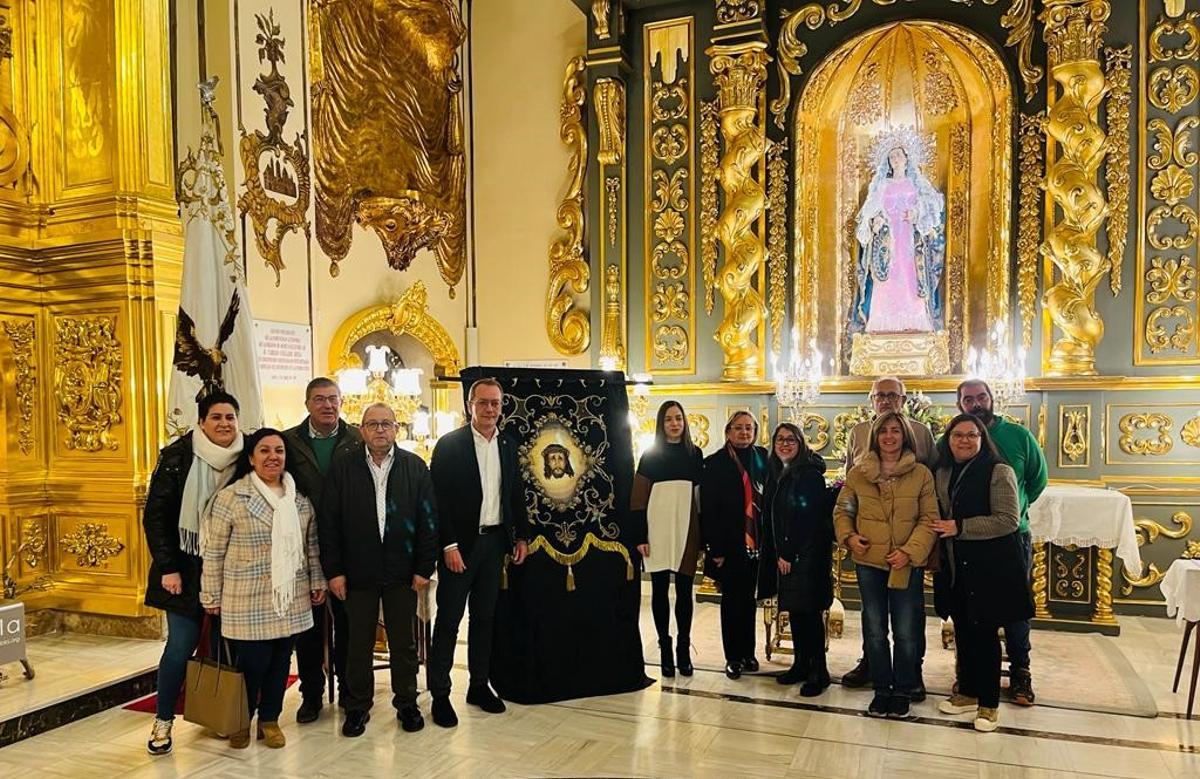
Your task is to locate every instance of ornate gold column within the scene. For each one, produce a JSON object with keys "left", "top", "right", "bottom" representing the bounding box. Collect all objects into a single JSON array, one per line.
[
  {"left": 0, "top": 0, "right": 180, "bottom": 624},
  {"left": 546, "top": 56, "right": 590, "bottom": 356},
  {"left": 1040, "top": 0, "right": 1111, "bottom": 376},
  {"left": 707, "top": 42, "right": 769, "bottom": 381}
]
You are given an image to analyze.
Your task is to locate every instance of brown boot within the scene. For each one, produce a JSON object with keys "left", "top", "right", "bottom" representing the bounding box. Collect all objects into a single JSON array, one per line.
[
  {"left": 229, "top": 728, "right": 251, "bottom": 749},
  {"left": 257, "top": 721, "right": 286, "bottom": 748}
]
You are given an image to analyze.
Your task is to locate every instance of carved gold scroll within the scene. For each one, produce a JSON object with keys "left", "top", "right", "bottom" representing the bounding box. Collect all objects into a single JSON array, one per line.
[{"left": 547, "top": 56, "right": 590, "bottom": 356}]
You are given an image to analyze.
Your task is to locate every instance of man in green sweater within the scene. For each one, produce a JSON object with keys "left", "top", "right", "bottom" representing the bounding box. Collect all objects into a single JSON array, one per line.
[
  {"left": 284, "top": 377, "right": 364, "bottom": 723},
  {"left": 956, "top": 379, "right": 1048, "bottom": 706}
]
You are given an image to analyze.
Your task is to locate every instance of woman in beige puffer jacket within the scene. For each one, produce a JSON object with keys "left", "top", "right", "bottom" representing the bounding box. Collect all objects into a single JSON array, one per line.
[{"left": 833, "top": 411, "right": 938, "bottom": 721}]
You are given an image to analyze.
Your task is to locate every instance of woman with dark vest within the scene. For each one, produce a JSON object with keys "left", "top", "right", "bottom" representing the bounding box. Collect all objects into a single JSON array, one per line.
[
  {"left": 701, "top": 410, "right": 776, "bottom": 679},
  {"left": 142, "top": 392, "right": 243, "bottom": 756},
  {"left": 766, "top": 422, "right": 834, "bottom": 696},
  {"left": 631, "top": 401, "right": 704, "bottom": 678},
  {"left": 932, "top": 413, "right": 1034, "bottom": 732}
]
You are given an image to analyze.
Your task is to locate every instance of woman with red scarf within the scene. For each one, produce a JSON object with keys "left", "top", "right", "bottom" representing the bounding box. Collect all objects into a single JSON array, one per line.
[{"left": 700, "top": 411, "right": 777, "bottom": 679}]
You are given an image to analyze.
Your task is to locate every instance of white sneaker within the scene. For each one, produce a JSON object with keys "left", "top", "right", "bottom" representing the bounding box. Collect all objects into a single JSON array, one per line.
[
  {"left": 974, "top": 706, "right": 1000, "bottom": 732},
  {"left": 147, "top": 717, "right": 173, "bottom": 755}
]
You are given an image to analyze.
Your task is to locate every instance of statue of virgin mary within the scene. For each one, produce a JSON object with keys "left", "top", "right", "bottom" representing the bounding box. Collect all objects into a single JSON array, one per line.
[{"left": 849, "top": 127, "right": 946, "bottom": 336}]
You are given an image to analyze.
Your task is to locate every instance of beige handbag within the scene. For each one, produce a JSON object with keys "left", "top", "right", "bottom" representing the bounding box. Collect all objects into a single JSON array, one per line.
[{"left": 183, "top": 640, "right": 248, "bottom": 735}]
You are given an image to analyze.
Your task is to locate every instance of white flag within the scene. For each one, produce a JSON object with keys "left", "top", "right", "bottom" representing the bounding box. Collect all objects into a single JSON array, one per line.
[{"left": 167, "top": 77, "right": 264, "bottom": 436}]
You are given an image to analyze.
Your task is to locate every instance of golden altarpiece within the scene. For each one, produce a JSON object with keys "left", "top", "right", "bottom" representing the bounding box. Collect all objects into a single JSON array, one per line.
[
  {"left": 562, "top": 0, "right": 1200, "bottom": 635},
  {"left": 0, "top": 0, "right": 1198, "bottom": 642}
]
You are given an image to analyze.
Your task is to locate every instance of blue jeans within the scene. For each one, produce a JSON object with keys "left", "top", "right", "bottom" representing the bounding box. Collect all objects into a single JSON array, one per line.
[
  {"left": 1004, "top": 530, "right": 1033, "bottom": 671},
  {"left": 857, "top": 565, "right": 925, "bottom": 696},
  {"left": 155, "top": 611, "right": 202, "bottom": 720}
]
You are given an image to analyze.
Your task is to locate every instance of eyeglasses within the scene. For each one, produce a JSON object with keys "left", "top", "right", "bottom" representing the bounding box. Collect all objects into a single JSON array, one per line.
[
  {"left": 950, "top": 431, "right": 982, "bottom": 440},
  {"left": 362, "top": 420, "right": 397, "bottom": 431},
  {"left": 870, "top": 392, "right": 904, "bottom": 402},
  {"left": 774, "top": 436, "right": 800, "bottom": 445},
  {"left": 310, "top": 394, "right": 340, "bottom": 406}
]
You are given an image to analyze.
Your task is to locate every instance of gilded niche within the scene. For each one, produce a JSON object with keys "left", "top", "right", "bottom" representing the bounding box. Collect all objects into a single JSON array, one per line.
[
  {"left": 53, "top": 315, "right": 123, "bottom": 452},
  {"left": 310, "top": 0, "right": 466, "bottom": 293}
]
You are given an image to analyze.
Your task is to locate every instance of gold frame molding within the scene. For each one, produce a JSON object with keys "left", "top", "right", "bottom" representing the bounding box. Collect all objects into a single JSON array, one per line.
[{"left": 326, "top": 281, "right": 461, "bottom": 377}]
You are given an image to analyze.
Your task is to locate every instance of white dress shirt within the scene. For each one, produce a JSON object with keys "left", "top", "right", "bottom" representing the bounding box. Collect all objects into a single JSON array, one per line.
[
  {"left": 365, "top": 446, "right": 395, "bottom": 541},
  {"left": 445, "top": 425, "right": 503, "bottom": 552}
]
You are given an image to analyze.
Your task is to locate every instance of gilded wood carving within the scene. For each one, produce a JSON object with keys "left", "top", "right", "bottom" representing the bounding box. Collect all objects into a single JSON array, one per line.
[
  {"left": 766, "top": 139, "right": 789, "bottom": 355},
  {"left": 59, "top": 522, "right": 125, "bottom": 568},
  {"left": 1117, "top": 411, "right": 1173, "bottom": 456},
  {"left": 1058, "top": 404, "right": 1089, "bottom": 466},
  {"left": 310, "top": 0, "right": 466, "bottom": 291},
  {"left": 53, "top": 315, "right": 122, "bottom": 452},
  {"left": 238, "top": 10, "right": 310, "bottom": 286},
  {"left": 2, "top": 318, "right": 36, "bottom": 455},
  {"left": 1103, "top": 45, "right": 1131, "bottom": 297},
  {"left": 1121, "top": 511, "right": 1193, "bottom": 594},
  {"left": 700, "top": 98, "right": 720, "bottom": 315},
  {"left": 327, "top": 281, "right": 461, "bottom": 377},
  {"left": 596, "top": 78, "right": 626, "bottom": 370},
  {"left": 546, "top": 56, "right": 590, "bottom": 356},
  {"left": 1040, "top": 0, "right": 1110, "bottom": 377},
  {"left": 1016, "top": 113, "right": 1045, "bottom": 350}
]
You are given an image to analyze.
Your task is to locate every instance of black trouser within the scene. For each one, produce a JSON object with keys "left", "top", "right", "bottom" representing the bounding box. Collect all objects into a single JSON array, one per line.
[
  {"left": 718, "top": 555, "right": 758, "bottom": 664},
  {"left": 954, "top": 611, "right": 1002, "bottom": 709},
  {"left": 650, "top": 570, "right": 695, "bottom": 646},
  {"left": 232, "top": 636, "right": 295, "bottom": 723},
  {"left": 294, "top": 598, "right": 349, "bottom": 705},
  {"left": 427, "top": 529, "right": 506, "bottom": 698},
  {"left": 789, "top": 609, "right": 826, "bottom": 675},
  {"left": 344, "top": 582, "right": 418, "bottom": 713}
]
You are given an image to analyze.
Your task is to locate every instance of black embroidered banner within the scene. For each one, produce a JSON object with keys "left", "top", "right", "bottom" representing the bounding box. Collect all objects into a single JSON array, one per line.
[{"left": 459, "top": 366, "right": 649, "bottom": 703}]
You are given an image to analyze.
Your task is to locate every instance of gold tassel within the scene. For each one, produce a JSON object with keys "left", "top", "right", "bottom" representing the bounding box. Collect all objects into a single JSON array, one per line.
[
  {"left": 625, "top": 558, "right": 634, "bottom": 581},
  {"left": 500, "top": 559, "right": 509, "bottom": 590},
  {"left": 566, "top": 564, "right": 576, "bottom": 591}
]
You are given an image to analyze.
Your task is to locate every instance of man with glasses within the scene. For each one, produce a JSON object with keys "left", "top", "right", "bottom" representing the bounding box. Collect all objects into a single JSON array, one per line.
[
  {"left": 427, "top": 378, "right": 530, "bottom": 727},
  {"left": 841, "top": 376, "right": 937, "bottom": 695},
  {"left": 319, "top": 403, "right": 439, "bottom": 737},
  {"left": 955, "top": 379, "right": 1047, "bottom": 706},
  {"left": 283, "top": 377, "right": 363, "bottom": 722}
]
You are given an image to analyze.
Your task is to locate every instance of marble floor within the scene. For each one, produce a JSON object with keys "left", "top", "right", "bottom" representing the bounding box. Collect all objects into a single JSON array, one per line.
[{"left": 1, "top": 609, "right": 1198, "bottom": 777}]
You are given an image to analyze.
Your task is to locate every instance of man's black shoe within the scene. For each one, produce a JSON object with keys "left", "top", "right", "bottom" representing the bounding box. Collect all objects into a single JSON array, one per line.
[
  {"left": 466, "top": 685, "right": 506, "bottom": 714},
  {"left": 398, "top": 704, "right": 424, "bottom": 732},
  {"left": 431, "top": 696, "right": 458, "bottom": 728},
  {"left": 296, "top": 700, "right": 322, "bottom": 724},
  {"left": 724, "top": 660, "right": 743, "bottom": 679},
  {"left": 342, "top": 710, "right": 370, "bottom": 737},
  {"left": 743, "top": 657, "right": 760, "bottom": 673},
  {"left": 842, "top": 657, "right": 871, "bottom": 688},
  {"left": 776, "top": 666, "right": 804, "bottom": 685}
]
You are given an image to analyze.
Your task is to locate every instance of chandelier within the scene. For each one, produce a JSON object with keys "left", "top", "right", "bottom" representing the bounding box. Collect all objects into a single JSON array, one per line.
[
  {"left": 336, "top": 344, "right": 458, "bottom": 459},
  {"left": 966, "top": 321, "right": 1026, "bottom": 413},
  {"left": 773, "top": 328, "right": 823, "bottom": 411}
]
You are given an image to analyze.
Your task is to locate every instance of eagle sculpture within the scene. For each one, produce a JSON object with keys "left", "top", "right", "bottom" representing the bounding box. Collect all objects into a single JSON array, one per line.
[{"left": 174, "top": 290, "right": 241, "bottom": 402}]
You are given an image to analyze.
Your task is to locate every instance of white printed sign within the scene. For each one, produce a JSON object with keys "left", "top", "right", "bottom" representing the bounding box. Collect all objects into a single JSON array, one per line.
[
  {"left": 253, "top": 320, "right": 313, "bottom": 386},
  {"left": 0, "top": 601, "right": 25, "bottom": 665}
]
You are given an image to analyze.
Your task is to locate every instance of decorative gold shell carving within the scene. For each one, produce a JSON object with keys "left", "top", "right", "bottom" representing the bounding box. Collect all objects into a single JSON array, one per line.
[
  {"left": 1185, "top": 539, "right": 1200, "bottom": 559},
  {"left": 60, "top": 523, "right": 125, "bottom": 568},
  {"left": 1040, "top": 0, "right": 1111, "bottom": 377},
  {"left": 2, "top": 319, "right": 36, "bottom": 455},
  {"left": 53, "top": 316, "right": 122, "bottom": 452},
  {"left": 709, "top": 43, "right": 769, "bottom": 382},
  {"left": 1016, "top": 113, "right": 1045, "bottom": 350},
  {"left": 1117, "top": 411, "right": 1173, "bottom": 456},
  {"left": 1103, "top": 45, "right": 1131, "bottom": 296},
  {"left": 546, "top": 56, "right": 590, "bottom": 355},
  {"left": 237, "top": 10, "right": 311, "bottom": 286},
  {"left": 310, "top": 0, "right": 466, "bottom": 290},
  {"left": 1182, "top": 415, "right": 1200, "bottom": 448},
  {"left": 327, "top": 281, "right": 461, "bottom": 377}
]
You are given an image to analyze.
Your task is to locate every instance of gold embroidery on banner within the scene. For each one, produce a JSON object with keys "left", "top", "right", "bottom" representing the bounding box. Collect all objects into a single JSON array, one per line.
[
  {"left": 1103, "top": 45, "right": 1131, "bottom": 296},
  {"left": 237, "top": 10, "right": 311, "bottom": 285},
  {"left": 60, "top": 523, "right": 125, "bottom": 568},
  {"left": 2, "top": 319, "right": 36, "bottom": 455},
  {"left": 1117, "top": 412, "right": 1173, "bottom": 456},
  {"left": 527, "top": 532, "right": 633, "bottom": 591},
  {"left": 53, "top": 316, "right": 122, "bottom": 452},
  {"left": 546, "top": 56, "right": 590, "bottom": 355}
]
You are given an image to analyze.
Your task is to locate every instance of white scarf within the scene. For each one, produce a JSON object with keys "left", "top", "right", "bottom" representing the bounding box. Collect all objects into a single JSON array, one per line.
[
  {"left": 249, "top": 471, "right": 306, "bottom": 618},
  {"left": 179, "top": 427, "right": 243, "bottom": 556}
]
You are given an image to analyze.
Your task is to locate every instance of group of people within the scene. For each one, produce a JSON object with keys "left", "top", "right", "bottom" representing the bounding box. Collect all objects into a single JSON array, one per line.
[
  {"left": 143, "top": 378, "right": 527, "bottom": 754},
  {"left": 143, "top": 370, "right": 1046, "bottom": 757},
  {"left": 636, "top": 376, "right": 1045, "bottom": 732}
]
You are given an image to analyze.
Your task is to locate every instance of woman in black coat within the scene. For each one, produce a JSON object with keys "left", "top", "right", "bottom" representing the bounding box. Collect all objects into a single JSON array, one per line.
[
  {"left": 700, "top": 411, "right": 775, "bottom": 679},
  {"left": 766, "top": 422, "right": 834, "bottom": 696},
  {"left": 142, "top": 392, "right": 243, "bottom": 756},
  {"left": 931, "top": 413, "right": 1033, "bottom": 733}
]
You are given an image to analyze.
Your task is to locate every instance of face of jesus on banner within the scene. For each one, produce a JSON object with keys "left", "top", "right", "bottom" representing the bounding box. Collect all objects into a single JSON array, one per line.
[{"left": 530, "top": 423, "right": 588, "bottom": 504}]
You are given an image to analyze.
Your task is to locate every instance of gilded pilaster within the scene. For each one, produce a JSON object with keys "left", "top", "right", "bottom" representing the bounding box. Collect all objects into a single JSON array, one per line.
[
  {"left": 546, "top": 56, "right": 590, "bottom": 356},
  {"left": 708, "top": 41, "right": 769, "bottom": 381},
  {"left": 596, "top": 76, "right": 627, "bottom": 370},
  {"left": 1040, "top": 0, "right": 1111, "bottom": 377}
]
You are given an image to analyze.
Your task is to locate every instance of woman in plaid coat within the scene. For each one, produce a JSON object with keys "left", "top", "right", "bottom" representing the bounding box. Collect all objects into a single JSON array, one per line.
[{"left": 200, "top": 428, "right": 327, "bottom": 749}]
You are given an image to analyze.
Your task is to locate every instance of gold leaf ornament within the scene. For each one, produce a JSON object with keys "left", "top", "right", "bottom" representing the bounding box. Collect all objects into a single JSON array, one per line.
[
  {"left": 1150, "top": 165, "right": 1195, "bottom": 205},
  {"left": 1117, "top": 412, "right": 1173, "bottom": 456},
  {"left": 1182, "top": 415, "right": 1200, "bottom": 448},
  {"left": 1149, "top": 65, "right": 1200, "bottom": 113}
]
